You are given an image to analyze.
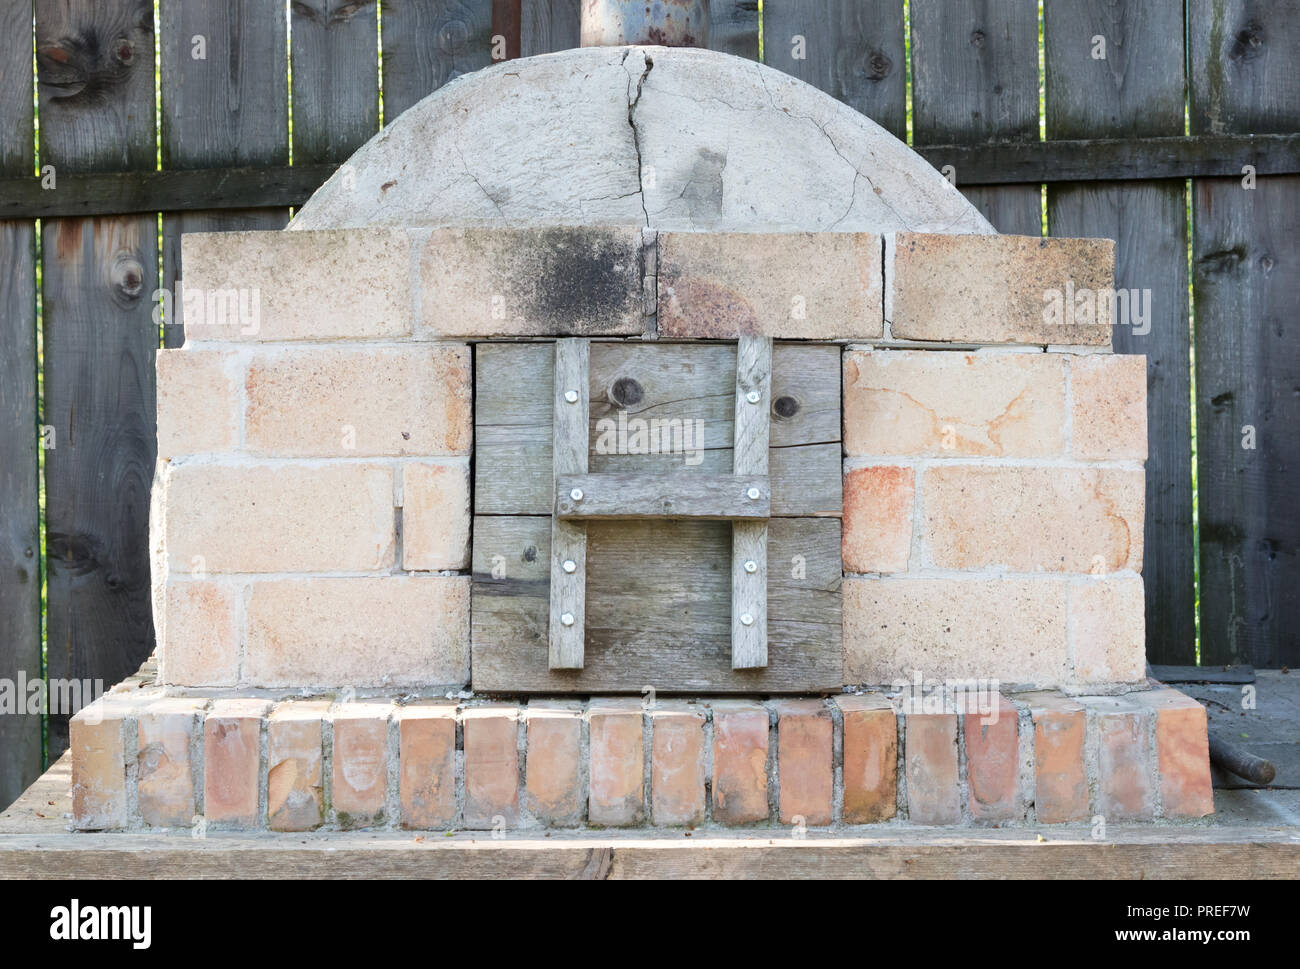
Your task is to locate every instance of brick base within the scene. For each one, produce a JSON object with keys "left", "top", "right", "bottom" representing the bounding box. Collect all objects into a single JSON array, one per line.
[{"left": 69, "top": 685, "right": 1212, "bottom": 832}]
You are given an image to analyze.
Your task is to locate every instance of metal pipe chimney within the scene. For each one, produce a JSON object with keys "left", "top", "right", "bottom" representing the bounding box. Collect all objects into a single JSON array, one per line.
[{"left": 580, "top": 0, "right": 709, "bottom": 48}]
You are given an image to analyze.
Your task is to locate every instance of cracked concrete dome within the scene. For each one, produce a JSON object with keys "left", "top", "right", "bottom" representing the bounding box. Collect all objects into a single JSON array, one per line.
[{"left": 293, "top": 46, "right": 992, "bottom": 235}]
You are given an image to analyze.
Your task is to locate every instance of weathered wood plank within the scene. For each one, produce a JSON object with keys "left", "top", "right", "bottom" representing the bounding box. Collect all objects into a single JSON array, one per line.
[
  {"left": 472, "top": 516, "right": 842, "bottom": 693},
  {"left": 1189, "top": 0, "right": 1300, "bottom": 667},
  {"left": 475, "top": 342, "right": 842, "bottom": 518},
  {"left": 382, "top": 0, "right": 494, "bottom": 121},
  {"left": 0, "top": 0, "right": 41, "bottom": 811},
  {"left": 708, "top": 0, "right": 759, "bottom": 60},
  {"left": 731, "top": 336, "right": 771, "bottom": 670},
  {"left": 549, "top": 339, "right": 588, "bottom": 670},
  {"left": 292, "top": 0, "right": 381, "bottom": 165},
  {"left": 554, "top": 472, "right": 770, "bottom": 520},
  {"left": 761, "top": 0, "right": 907, "bottom": 138},
  {"left": 1044, "top": 0, "right": 1194, "bottom": 665},
  {"left": 36, "top": 0, "right": 159, "bottom": 758},
  {"left": 911, "top": 0, "right": 1042, "bottom": 234},
  {"left": 520, "top": 0, "right": 579, "bottom": 56},
  {"left": 160, "top": 0, "right": 290, "bottom": 346}
]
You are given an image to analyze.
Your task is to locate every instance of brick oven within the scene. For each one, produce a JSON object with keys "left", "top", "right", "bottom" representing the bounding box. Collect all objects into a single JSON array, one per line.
[{"left": 69, "top": 18, "right": 1213, "bottom": 833}]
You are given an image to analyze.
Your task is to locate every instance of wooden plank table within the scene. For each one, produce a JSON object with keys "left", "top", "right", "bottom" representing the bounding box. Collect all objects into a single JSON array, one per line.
[{"left": 3, "top": 755, "right": 1297, "bottom": 879}]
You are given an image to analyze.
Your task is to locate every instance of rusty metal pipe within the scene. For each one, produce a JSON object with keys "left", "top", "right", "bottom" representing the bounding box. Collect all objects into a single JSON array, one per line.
[{"left": 580, "top": 0, "right": 709, "bottom": 48}]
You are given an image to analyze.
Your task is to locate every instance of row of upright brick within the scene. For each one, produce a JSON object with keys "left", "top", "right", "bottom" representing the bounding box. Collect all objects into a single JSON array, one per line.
[{"left": 72, "top": 685, "right": 1211, "bottom": 831}]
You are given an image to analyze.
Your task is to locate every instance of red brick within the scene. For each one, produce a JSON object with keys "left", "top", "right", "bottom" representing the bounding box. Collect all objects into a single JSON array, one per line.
[
  {"left": 267, "top": 700, "right": 329, "bottom": 832},
  {"left": 904, "top": 710, "right": 960, "bottom": 824},
  {"left": 70, "top": 698, "right": 131, "bottom": 830},
  {"left": 1090, "top": 696, "right": 1155, "bottom": 821},
  {"left": 1024, "top": 692, "right": 1089, "bottom": 823},
  {"left": 398, "top": 702, "right": 458, "bottom": 829},
  {"left": 463, "top": 705, "right": 520, "bottom": 828},
  {"left": 1141, "top": 688, "right": 1214, "bottom": 818},
  {"left": 709, "top": 700, "right": 770, "bottom": 824},
  {"left": 203, "top": 699, "right": 269, "bottom": 826},
  {"left": 774, "top": 700, "right": 832, "bottom": 826},
  {"left": 963, "top": 695, "right": 1020, "bottom": 822},
  {"left": 331, "top": 701, "right": 392, "bottom": 828},
  {"left": 525, "top": 702, "right": 583, "bottom": 826},
  {"left": 842, "top": 466, "right": 915, "bottom": 573},
  {"left": 588, "top": 699, "right": 644, "bottom": 826},
  {"left": 137, "top": 698, "right": 206, "bottom": 828},
  {"left": 651, "top": 703, "right": 706, "bottom": 826},
  {"left": 835, "top": 695, "right": 896, "bottom": 823}
]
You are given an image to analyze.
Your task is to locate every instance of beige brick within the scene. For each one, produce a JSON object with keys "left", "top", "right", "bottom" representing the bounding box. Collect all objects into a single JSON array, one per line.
[
  {"left": 843, "top": 350, "right": 1066, "bottom": 457},
  {"left": 398, "top": 702, "right": 459, "bottom": 830},
  {"left": 709, "top": 700, "right": 770, "bottom": 825},
  {"left": 463, "top": 705, "right": 520, "bottom": 828},
  {"left": 889, "top": 233, "right": 1113, "bottom": 345},
  {"left": 658, "top": 231, "right": 882, "bottom": 339},
  {"left": 245, "top": 576, "right": 469, "bottom": 688},
  {"left": 922, "top": 466, "right": 1144, "bottom": 573},
  {"left": 774, "top": 699, "right": 832, "bottom": 826},
  {"left": 403, "top": 460, "right": 471, "bottom": 571},
  {"left": 137, "top": 698, "right": 207, "bottom": 828},
  {"left": 524, "top": 702, "right": 583, "bottom": 826},
  {"left": 204, "top": 699, "right": 269, "bottom": 826},
  {"left": 650, "top": 703, "right": 706, "bottom": 826},
  {"left": 835, "top": 694, "right": 897, "bottom": 823},
  {"left": 842, "top": 466, "right": 914, "bottom": 573},
  {"left": 1138, "top": 688, "right": 1214, "bottom": 819},
  {"left": 156, "top": 349, "right": 239, "bottom": 457},
  {"left": 331, "top": 701, "right": 393, "bottom": 828},
  {"left": 1070, "top": 354, "right": 1147, "bottom": 460},
  {"left": 181, "top": 229, "right": 412, "bottom": 341},
  {"left": 164, "top": 461, "right": 395, "bottom": 574},
  {"left": 267, "top": 700, "right": 329, "bottom": 832},
  {"left": 588, "top": 698, "right": 644, "bottom": 827},
  {"left": 71, "top": 698, "right": 131, "bottom": 830},
  {"left": 158, "top": 580, "right": 240, "bottom": 687},
  {"left": 245, "top": 345, "right": 471, "bottom": 457},
  {"left": 419, "top": 226, "right": 644, "bottom": 337},
  {"left": 904, "top": 710, "right": 960, "bottom": 824},
  {"left": 844, "top": 576, "right": 1069, "bottom": 687},
  {"left": 1070, "top": 576, "right": 1146, "bottom": 684}
]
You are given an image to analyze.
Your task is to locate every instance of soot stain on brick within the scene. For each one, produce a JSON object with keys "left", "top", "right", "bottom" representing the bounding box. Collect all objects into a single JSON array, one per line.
[{"left": 527, "top": 228, "right": 638, "bottom": 334}]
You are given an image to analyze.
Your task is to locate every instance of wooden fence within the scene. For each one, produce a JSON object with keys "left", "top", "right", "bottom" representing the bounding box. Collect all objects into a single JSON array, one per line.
[{"left": 1, "top": 0, "right": 1297, "bottom": 809}]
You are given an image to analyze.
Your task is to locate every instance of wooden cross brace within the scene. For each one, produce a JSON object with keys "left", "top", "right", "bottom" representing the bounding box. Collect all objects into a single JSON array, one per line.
[{"left": 547, "top": 336, "right": 773, "bottom": 671}]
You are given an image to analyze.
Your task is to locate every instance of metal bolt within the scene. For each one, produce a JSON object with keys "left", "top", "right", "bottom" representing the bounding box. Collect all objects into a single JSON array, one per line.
[
  {"left": 561, "top": 613, "right": 575, "bottom": 627},
  {"left": 746, "top": 487, "right": 761, "bottom": 500},
  {"left": 740, "top": 613, "right": 754, "bottom": 626},
  {"left": 563, "top": 560, "right": 577, "bottom": 574},
  {"left": 744, "top": 560, "right": 758, "bottom": 574},
  {"left": 564, "top": 389, "right": 579, "bottom": 403},
  {"left": 570, "top": 488, "right": 584, "bottom": 501},
  {"left": 746, "top": 390, "right": 761, "bottom": 404}
]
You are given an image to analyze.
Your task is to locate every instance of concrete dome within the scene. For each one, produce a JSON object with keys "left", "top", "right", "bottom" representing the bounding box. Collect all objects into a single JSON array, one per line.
[{"left": 293, "top": 46, "right": 992, "bottom": 235}]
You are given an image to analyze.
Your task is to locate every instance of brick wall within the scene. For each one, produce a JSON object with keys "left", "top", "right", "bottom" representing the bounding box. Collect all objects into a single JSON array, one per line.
[{"left": 155, "top": 225, "right": 1138, "bottom": 693}]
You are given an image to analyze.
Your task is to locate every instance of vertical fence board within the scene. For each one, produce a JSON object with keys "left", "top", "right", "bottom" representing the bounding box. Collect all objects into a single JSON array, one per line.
[
  {"left": 1044, "top": 1, "right": 1194, "bottom": 665},
  {"left": 761, "top": 0, "right": 907, "bottom": 138},
  {"left": 292, "top": 0, "right": 381, "bottom": 165},
  {"left": 520, "top": 0, "right": 578, "bottom": 56},
  {"left": 382, "top": 0, "right": 494, "bottom": 121},
  {"left": 36, "top": 0, "right": 159, "bottom": 757},
  {"left": 1189, "top": 1, "right": 1300, "bottom": 667},
  {"left": 910, "top": 0, "right": 1041, "bottom": 234},
  {"left": 0, "top": 1, "right": 42, "bottom": 808},
  {"left": 160, "top": 0, "right": 289, "bottom": 348},
  {"left": 709, "top": 0, "right": 759, "bottom": 60}
]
